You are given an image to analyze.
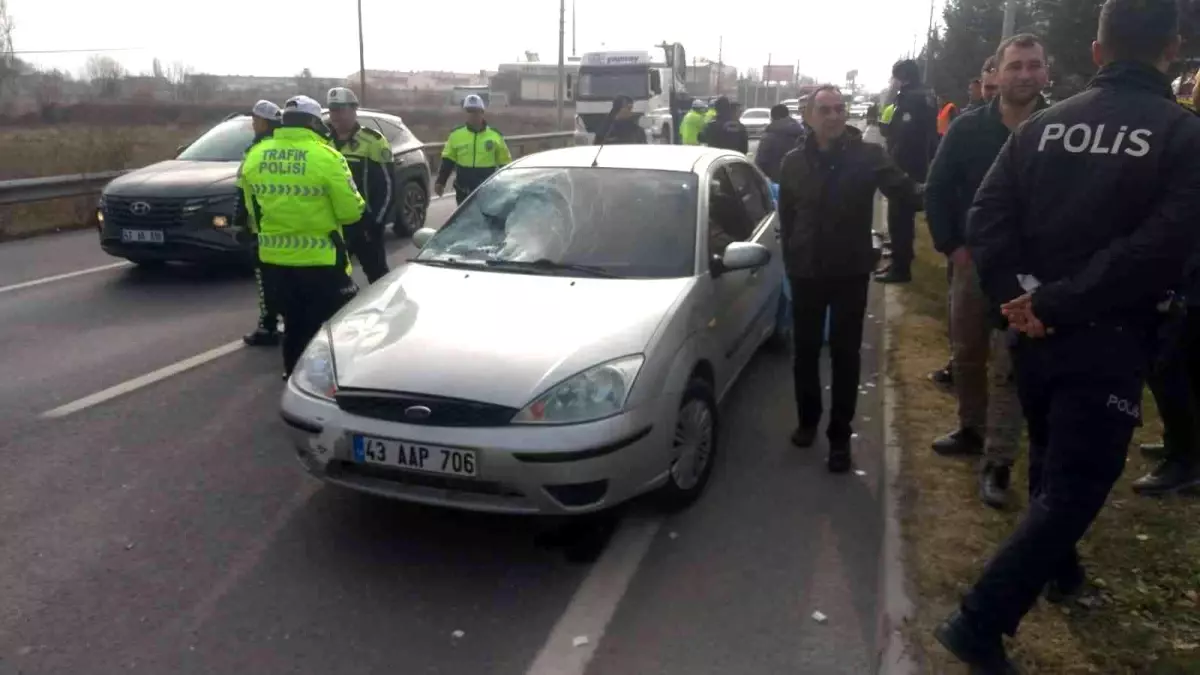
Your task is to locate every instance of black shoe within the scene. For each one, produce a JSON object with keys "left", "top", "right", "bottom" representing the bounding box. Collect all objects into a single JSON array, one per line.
[
  {"left": 1045, "top": 562, "right": 1086, "bottom": 605},
  {"left": 979, "top": 463, "right": 1012, "bottom": 510},
  {"left": 792, "top": 426, "right": 819, "bottom": 448},
  {"left": 874, "top": 268, "right": 912, "bottom": 284},
  {"left": 244, "top": 327, "right": 281, "bottom": 347},
  {"left": 1139, "top": 442, "right": 1169, "bottom": 461},
  {"left": 932, "top": 428, "right": 985, "bottom": 457},
  {"left": 934, "top": 610, "right": 1021, "bottom": 674},
  {"left": 928, "top": 366, "right": 954, "bottom": 389},
  {"left": 827, "top": 438, "right": 852, "bottom": 474},
  {"left": 1131, "top": 457, "right": 1200, "bottom": 496}
]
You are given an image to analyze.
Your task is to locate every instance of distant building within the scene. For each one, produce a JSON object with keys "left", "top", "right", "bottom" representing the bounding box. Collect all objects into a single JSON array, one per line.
[
  {"left": 491, "top": 62, "right": 579, "bottom": 105},
  {"left": 685, "top": 60, "right": 738, "bottom": 97},
  {"left": 345, "top": 69, "right": 489, "bottom": 92}
]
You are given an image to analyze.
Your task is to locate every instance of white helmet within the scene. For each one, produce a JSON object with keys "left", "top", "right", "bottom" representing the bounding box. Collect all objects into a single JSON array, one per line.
[
  {"left": 462, "top": 94, "right": 486, "bottom": 111},
  {"left": 327, "top": 87, "right": 360, "bottom": 107}
]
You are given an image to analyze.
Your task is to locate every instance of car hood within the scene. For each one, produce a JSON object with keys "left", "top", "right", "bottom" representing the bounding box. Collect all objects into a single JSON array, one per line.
[
  {"left": 329, "top": 263, "right": 693, "bottom": 408},
  {"left": 104, "top": 160, "right": 240, "bottom": 198}
]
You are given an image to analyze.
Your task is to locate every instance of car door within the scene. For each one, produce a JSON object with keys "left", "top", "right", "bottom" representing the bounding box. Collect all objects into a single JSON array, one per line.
[
  {"left": 704, "top": 161, "right": 762, "bottom": 389},
  {"left": 726, "top": 160, "right": 785, "bottom": 358}
]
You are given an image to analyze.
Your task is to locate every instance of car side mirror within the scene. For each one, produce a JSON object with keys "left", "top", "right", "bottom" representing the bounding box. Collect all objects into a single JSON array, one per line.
[
  {"left": 412, "top": 227, "right": 437, "bottom": 249},
  {"left": 716, "top": 241, "right": 771, "bottom": 276}
]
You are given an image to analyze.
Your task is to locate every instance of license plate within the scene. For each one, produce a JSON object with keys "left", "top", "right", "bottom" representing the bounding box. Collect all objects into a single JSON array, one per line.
[
  {"left": 121, "top": 229, "right": 164, "bottom": 244},
  {"left": 352, "top": 435, "right": 478, "bottom": 478}
]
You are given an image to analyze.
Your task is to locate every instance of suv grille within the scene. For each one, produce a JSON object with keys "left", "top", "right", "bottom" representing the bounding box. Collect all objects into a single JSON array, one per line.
[
  {"left": 104, "top": 196, "right": 189, "bottom": 230},
  {"left": 334, "top": 390, "right": 519, "bottom": 427}
]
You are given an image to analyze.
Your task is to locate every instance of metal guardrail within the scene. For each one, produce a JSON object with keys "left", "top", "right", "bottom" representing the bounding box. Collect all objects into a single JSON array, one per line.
[{"left": 0, "top": 131, "right": 578, "bottom": 207}]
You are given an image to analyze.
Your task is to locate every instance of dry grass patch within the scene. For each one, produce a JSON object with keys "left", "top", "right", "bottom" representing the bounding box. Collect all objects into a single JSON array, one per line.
[{"left": 889, "top": 224, "right": 1200, "bottom": 674}]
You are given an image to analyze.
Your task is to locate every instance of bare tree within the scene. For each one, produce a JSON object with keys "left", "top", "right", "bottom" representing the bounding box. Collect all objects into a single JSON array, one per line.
[
  {"left": 85, "top": 54, "right": 126, "bottom": 98},
  {"left": 0, "top": 0, "right": 17, "bottom": 105},
  {"left": 152, "top": 57, "right": 165, "bottom": 79}
]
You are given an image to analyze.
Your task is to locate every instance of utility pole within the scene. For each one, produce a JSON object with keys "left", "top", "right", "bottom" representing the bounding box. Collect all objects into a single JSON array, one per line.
[
  {"left": 924, "top": 0, "right": 935, "bottom": 86},
  {"left": 571, "top": 0, "right": 576, "bottom": 57},
  {"left": 357, "top": 0, "right": 367, "bottom": 106},
  {"left": 716, "top": 36, "right": 723, "bottom": 94},
  {"left": 1001, "top": 0, "right": 1016, "bottom": 39},
  {"left": 556, "top": 0, "right": 566, "bottom": 130},
  {"left": 764, "top": 53, "right": 771, "bottom": 107}
]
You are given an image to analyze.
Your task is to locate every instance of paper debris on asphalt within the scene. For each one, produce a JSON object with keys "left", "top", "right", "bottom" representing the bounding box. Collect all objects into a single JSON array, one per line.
[
  {"left": 851, "top": 433, "right": 860, "bottom": 439},
  {"left": 668, "top": 531, "right": 679, "bottom": 540},
  {"left": 573, "top": 636, "right": 590, "bottom": 647},
  {"left": 855, "top": 470, "right": 867, "bottom": 476},
  {"left": 452, "top": 630, "right": 465, "bottom": 639},
  {"left": 1136, "top": 534, "right": 1150, "bottom": 541},
  {"left": 811, "top": 611, "right": 828, "bottom": 624}
]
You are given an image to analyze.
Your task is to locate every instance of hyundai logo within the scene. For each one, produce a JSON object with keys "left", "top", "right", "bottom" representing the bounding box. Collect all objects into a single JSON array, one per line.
[
  {"left": 403, "top": 405, "right": 432, "bottom": 421},
  {"left": 129, "top": 201, "right": 152, "bottom": 215}
]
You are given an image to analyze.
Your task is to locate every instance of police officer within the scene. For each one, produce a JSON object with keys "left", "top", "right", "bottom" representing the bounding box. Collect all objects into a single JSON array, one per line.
[
  {"left": 698, "top": 96, "right": 749, "bottom": 153},
  {"left": 876, "top": 59, "right": 936, "bottom": 284},
  {"left": 326, "top": 87, "right": 393, "bottom": 284},
  {"left": 939, "top": 0, "right": 1200, "bottom": 670},
  {"left": 434, "top": 94, "right": 512, "bottom": 205},
  {"left": 240, "top": 100, "right": 285, "bottom": 347},
  {"left": 238, "top": 95, "right": 365, "bottom": 378},
  {"left": 679, "top": 99, "right": 707, "bottom": 145}
]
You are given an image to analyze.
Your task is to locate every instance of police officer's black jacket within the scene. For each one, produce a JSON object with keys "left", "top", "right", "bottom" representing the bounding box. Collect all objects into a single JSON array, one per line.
[
  {"left": 926, "top": 95, "right": 1049, "bottom": 256},
  {"left": 778, "top": 125, "right": 923, "bottom": 278},
  {"left": 886, "top": 85, "right": 937, "bottom": 179},
  {"left": 332, "top": 124, "right": 394, "bottom": 226},
  {"left": 595, "top": 117, "right": 647, "bottom": 145},
  {"left": 966, "top": 61, "right": 1200, "bottom": 330},
  {"left": 699, "top": 116, "right": 750, "bottom": 154},
  {"left": 234, "top": 129, "right": 276, "bottom": 231}
]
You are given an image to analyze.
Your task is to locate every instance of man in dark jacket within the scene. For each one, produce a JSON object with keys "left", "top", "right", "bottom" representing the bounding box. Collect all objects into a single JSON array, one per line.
[
  {"left": 595, "top": 95, "right": 647, "bottom": 145},
  {"left": 239, "top": 100, "right": 284, "bottom": 347},
  {"left": 778, "top": 85, "right": 923, "bottom": 473},
  {"left": 876, "top": 59, "right": 937, "bottom": 284},
  {"left": 926, "top": 34, "right": 1050, "bottom": 510},
  {"left": 699, "top": 96, "right": 749, "bottom": 153},
  {"left": 937, "top": 0, "right": 1200, "bottom": 670},
  {"left": 754, "top": 104, "right": 805, "bottom": 182}
]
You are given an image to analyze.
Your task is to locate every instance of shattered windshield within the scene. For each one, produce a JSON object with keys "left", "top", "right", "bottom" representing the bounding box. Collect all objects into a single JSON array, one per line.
[{"left": 417, "top": 167, "right": 699, "bottom": 279}]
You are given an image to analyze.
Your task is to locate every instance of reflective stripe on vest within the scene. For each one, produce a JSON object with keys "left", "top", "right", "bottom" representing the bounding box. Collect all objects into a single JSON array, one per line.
[
  {"left": 250, "top": 183, "right": 330, "bottom": 197},
  {"left": 258, "top": 233, "right": 336, "bottom": 251}
]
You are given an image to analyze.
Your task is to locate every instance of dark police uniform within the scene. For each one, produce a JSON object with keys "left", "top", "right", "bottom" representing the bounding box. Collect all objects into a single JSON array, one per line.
[
  {"left": 879, "top": 84, "right": 936, "bottom": 281},
  {"left": 237, "top": 127, "right": 284, "bottom": 343},
  {"left": 962, "top": 61, "right": 1200, "bottom": 643},
  {"left": 437, "top": 124, "right": 511, "bottom": 205},
  {"left": 331, "top": 125, "right": 394, "bottom": 283}
]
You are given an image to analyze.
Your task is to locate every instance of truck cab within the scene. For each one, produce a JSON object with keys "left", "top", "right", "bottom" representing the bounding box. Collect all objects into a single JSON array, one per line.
[{"left": 574, "top": 44, "right": 688, "bottom": 144}]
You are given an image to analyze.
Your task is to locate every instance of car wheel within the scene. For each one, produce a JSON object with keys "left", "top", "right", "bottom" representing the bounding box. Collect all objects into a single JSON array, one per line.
[
  {"left": 655, "top": 378, "right": 718, "bottom": 512},
  {"left": 394, "top": 180, "right": 427, "bottom": 237}
]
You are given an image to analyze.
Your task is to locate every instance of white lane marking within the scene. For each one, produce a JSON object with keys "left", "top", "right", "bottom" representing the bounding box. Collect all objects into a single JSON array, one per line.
[
  {"left": 41, "top": 340, "right": 245, "bottom": 418},
  {"left": 0, "top": 261, "right": 132, "bottom": 296},
  {"left": 525, "top": 516, "right": 663, "bottom": 675}
]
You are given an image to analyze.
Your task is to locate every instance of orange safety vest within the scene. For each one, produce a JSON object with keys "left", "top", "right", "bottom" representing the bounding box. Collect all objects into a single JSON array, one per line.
[{"left": 937, "top": 102, "right": 958, "bottom": 136}]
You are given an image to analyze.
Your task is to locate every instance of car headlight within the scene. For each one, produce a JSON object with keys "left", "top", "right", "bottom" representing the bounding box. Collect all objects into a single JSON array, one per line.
[
  {"left": 291, "top": 328, "right": 338, "bottom": 400},
  {"left": 512, "top": 355, "right": 644, "bottom": 425}
]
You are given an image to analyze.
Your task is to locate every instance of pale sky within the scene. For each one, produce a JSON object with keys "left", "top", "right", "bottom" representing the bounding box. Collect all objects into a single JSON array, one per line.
[{"left": 8, "top": 0, "right": 939, "bottom": 91}]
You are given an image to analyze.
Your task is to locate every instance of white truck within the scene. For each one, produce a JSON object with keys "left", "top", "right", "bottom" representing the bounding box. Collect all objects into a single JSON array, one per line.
[{"left": 574, "top": 43, "right": 688, "bottom": 144}]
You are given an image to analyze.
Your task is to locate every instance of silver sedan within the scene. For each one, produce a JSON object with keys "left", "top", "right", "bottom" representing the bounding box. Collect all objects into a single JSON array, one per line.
[{"left": 280, "top": 145, "right": 790, "bottom": 515}]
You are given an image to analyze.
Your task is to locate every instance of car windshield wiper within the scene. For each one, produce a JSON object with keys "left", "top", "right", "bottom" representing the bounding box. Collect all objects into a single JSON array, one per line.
[
  {"left": 406, "top": 257, "right": 486, "bottom": 269},
  {"left": 483, "top": 258, "right": 619, "bottom": 278}
]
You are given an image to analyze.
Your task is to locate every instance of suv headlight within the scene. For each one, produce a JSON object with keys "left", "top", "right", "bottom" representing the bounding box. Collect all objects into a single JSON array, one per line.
[
  {"left": 513, "top": 355, "right": 644, "bottom": 425},
  {"left": 291, "top": 328, "right": 338, "bottom": 400}
]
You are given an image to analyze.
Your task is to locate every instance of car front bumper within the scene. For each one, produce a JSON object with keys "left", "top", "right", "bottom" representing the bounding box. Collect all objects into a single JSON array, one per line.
[
  {"left": 99, "top": 223, "right": 255, "bottom": 264},
  {"left": 279, "top": 383, "right": 675, "bottom": 515}
]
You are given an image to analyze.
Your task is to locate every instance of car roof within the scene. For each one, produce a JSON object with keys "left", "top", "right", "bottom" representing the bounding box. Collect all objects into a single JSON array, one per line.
[
  {"left": 510, "top": 145, "right": 745, "bottom": 173},
  {"left": 222, "top": 108, "right": 404, "bottom": 124},
  {"left": 742, "top": 108, "right": 770, "bottom": 113}
]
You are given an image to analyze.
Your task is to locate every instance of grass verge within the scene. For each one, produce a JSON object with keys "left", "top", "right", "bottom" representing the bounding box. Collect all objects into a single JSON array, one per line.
[{"left": 889, "top": 222, "right": 1200, "bottom": 674}]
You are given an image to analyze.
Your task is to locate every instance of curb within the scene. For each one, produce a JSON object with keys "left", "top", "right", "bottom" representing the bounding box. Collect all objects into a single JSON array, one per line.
[{"left": 873, "top": 194, "right": 921, "bottom": 675}]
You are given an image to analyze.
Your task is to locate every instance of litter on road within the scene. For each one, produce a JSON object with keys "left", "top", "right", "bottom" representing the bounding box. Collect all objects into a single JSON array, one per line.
[
  {"left": 452, "top": 630, "right": 465, "bottom": 639},
  {"left": 573, "top": 636, "right": 590, "bottom": 647},
  {"left": 811, "top": 611, "right": 828, "bottom": 624}
]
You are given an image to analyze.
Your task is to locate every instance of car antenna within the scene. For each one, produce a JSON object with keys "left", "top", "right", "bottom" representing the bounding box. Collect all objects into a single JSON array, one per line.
[{"left": 591, "top": 144, "right": 604, "bottom": 167}]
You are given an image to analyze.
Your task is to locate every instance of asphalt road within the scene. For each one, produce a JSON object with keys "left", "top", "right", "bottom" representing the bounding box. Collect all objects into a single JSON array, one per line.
[{"left": 0, "top": 149, "right": 886, "bottom": 675}]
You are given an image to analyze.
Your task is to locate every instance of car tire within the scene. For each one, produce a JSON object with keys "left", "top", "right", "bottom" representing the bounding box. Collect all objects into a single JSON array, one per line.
[
  {"left": 394, "top": 180, "right": 428, "bottom": 238},
  {"left": 655, "top": 377, "right": 719, "bottom": 512}
]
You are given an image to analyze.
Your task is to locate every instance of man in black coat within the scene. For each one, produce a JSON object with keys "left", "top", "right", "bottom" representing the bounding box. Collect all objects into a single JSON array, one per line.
[
  {"left": 699, "top": 96, "right": 749, "bottom": 154},
  {"left": 754, "top": 104, "right": 805, "bottom": 182}
]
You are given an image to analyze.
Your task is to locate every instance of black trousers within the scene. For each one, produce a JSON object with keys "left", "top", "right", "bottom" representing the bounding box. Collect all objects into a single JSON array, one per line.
[
  {"left": 1147, "top": 309, "right": 1200, "bottom": 463},
  {"left": 260, "top": 263, "right": 358, "bottom": 375},
  {"left": 343, "top": 219, "right": 390, "bottom": 284},
  {"left": 253, "top": 262, "right": 282, "bottom": 332},
  {"left": 961, "top": 324, "right": 1150, "bottom": 637},
  {"left": 790, "top": 274, "right": 871, "bottom": 441},
  {"left": 886, "top": 200, "right": 916, "bottom": 273}
]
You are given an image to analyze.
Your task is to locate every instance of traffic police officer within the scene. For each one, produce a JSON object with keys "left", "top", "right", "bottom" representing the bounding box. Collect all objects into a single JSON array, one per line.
[
  {"left": 326, "top": 87, "right": 393, "bottom": 284},
  {"left": 434, "top": 94, "right": 512, "bottom": 205},
  {"left": 238, "top": 95, "right": 365, "bottom": 377},
  {"left": 939, "top": 1, "right": 1200, "bottom": 671},
  {"left": 680, "top": 99, "right": 707, "bottom": 145},
  {"left": 240, "top": 100, "right": 285, "bottom": 347}
]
